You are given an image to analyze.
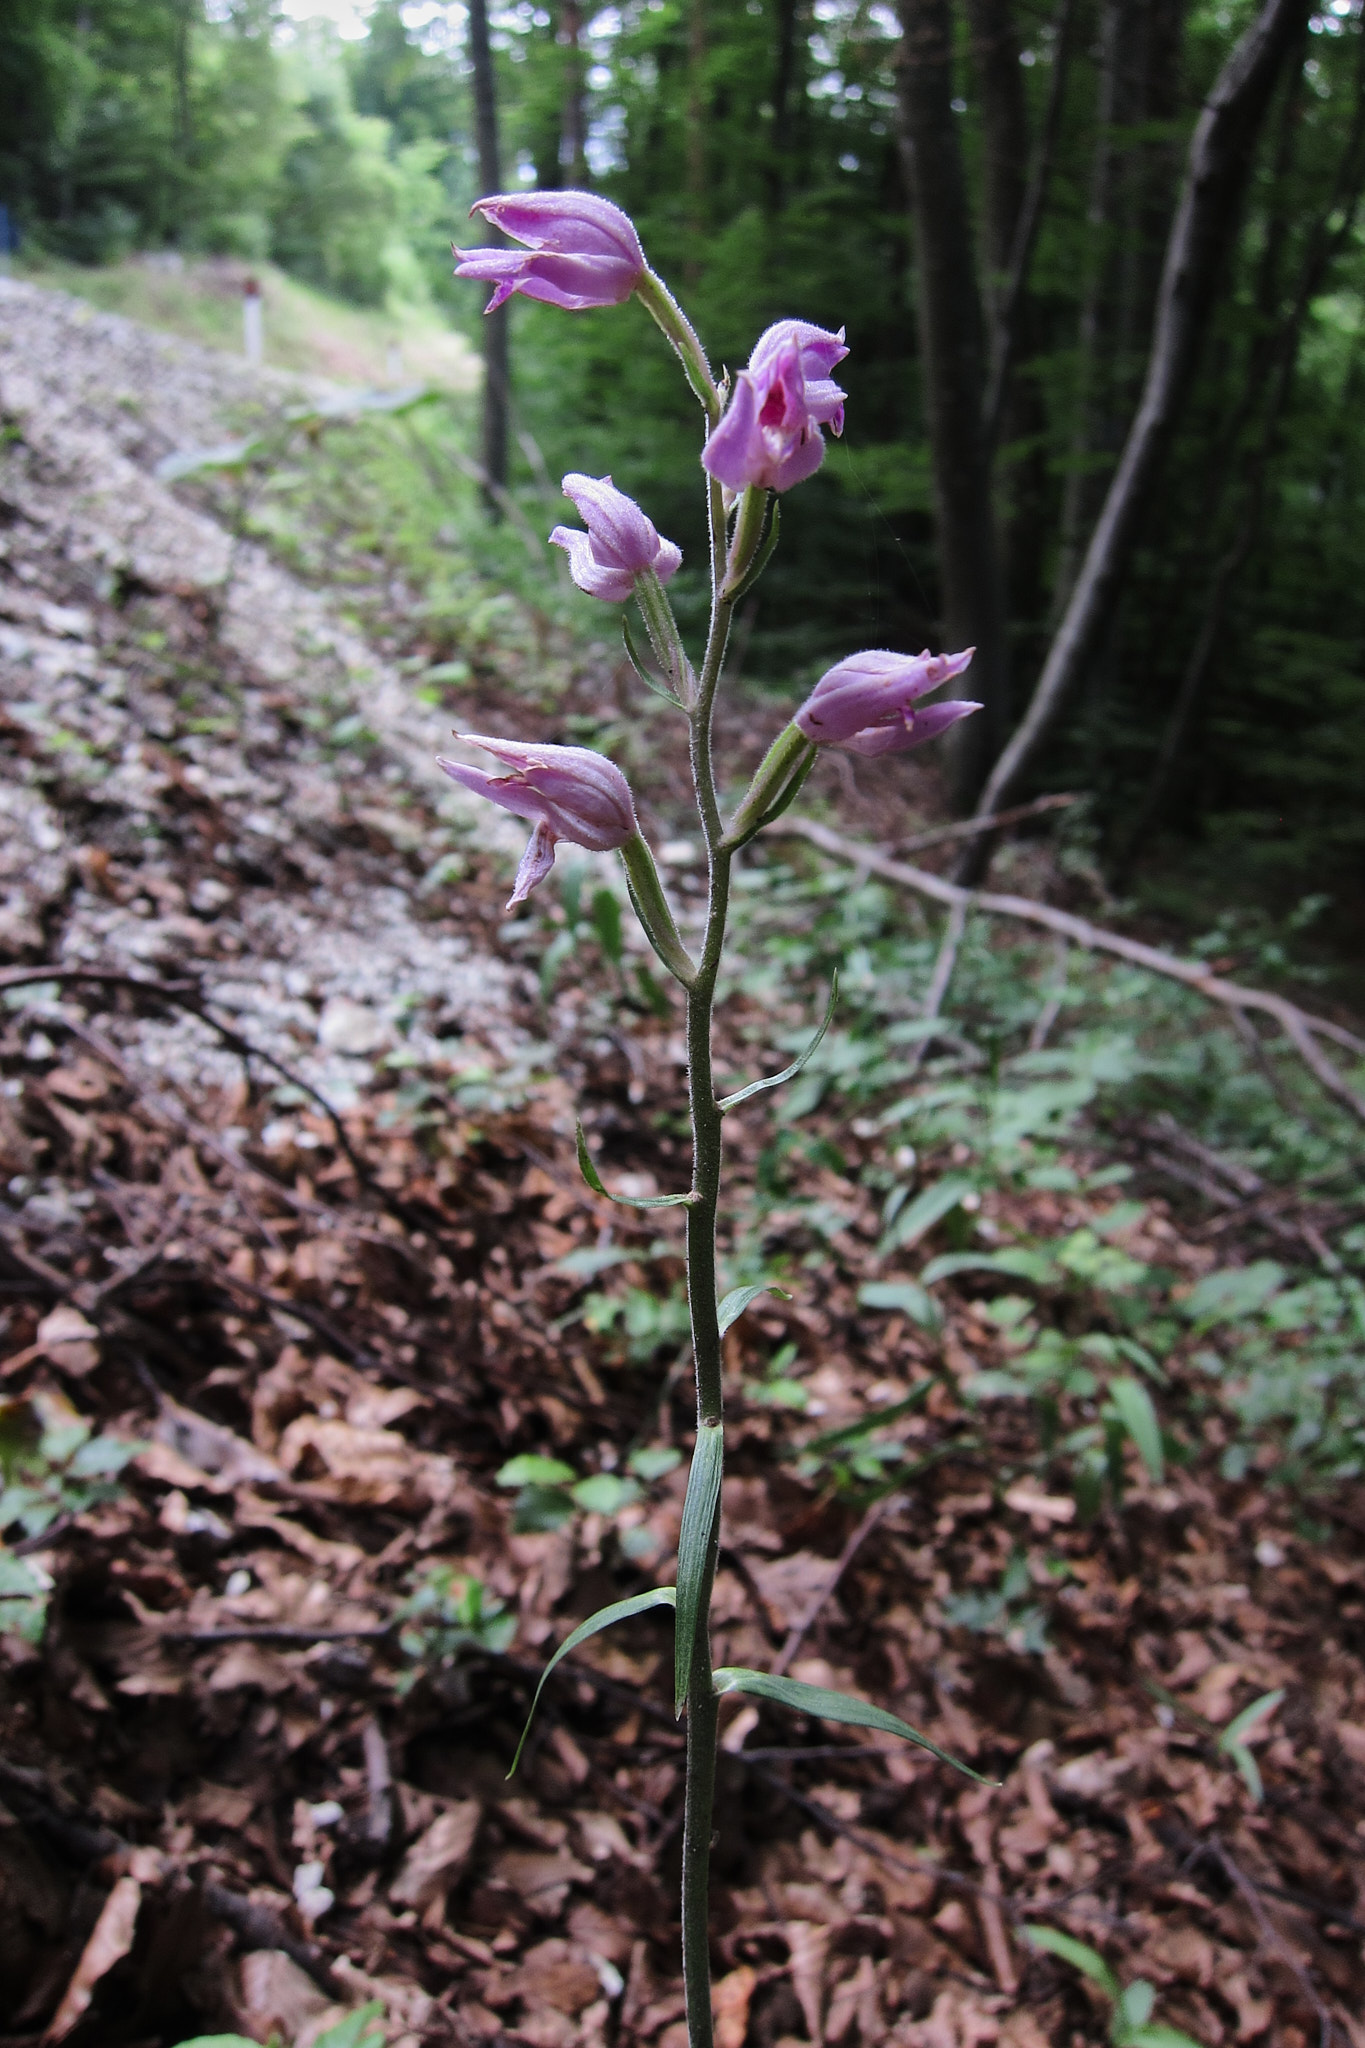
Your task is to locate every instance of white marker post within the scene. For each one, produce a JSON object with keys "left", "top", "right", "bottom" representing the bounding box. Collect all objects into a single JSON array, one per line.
[{"left": 242, "top": 276, "right": 263, "bottom": 367}]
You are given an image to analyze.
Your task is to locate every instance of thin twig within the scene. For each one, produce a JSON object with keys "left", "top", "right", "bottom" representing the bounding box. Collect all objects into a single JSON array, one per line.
[
  {"left": 1204, "top": 1836, "right": 1333, "bottom": 2048},
  {"left": 775, "top": 818, "right": 1365, "bottom": 1124},
  {"left": 908, "top": 897, "right": 971, "bottom": 1077},
  {"left": 889, "top": 791, "right": 1079, "bottom": 857},
  {"left": 1, "top": 962, "right": 391, "bottom": 1211},
  {"left": 771, "top": 1497, "right": 890, "bottom": 1678}
]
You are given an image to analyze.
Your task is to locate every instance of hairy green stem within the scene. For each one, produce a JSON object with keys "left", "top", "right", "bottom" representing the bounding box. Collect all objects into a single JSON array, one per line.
[
  {"left": 678, "top": 462, "right": 739, "bottom": 2048},
  {"left": 635, "top": 269, "right": 723, "bottom": 426}
]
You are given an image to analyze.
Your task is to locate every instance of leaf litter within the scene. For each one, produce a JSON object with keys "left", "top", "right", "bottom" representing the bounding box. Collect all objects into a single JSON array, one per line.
[{"left": 0, "top": 280, "right": 1362, "bottom": 2048}]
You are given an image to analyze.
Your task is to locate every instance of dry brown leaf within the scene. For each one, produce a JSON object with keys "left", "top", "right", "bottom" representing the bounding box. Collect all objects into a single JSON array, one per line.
[
  {"left": 500, "top": 1937, "right": 601, "bottom": 2018},
  {"left": 234, "top": 1949, "right": 330, "bottom": 2043},
  {"left": 277, "top": 1413, "right": 454, "bottom": 1510},
  {"left": 181, "top": 1781, "right": 256, "bottom": 1829},
  {"left": 389, "top": 1799, "right": 481, "bottom": 1926},
  {"left": 34, "top": 1304, "right": 100, "bottom": 1376},
  {"left": 785, "top": 1918, "right": 830, "bottom": 2045},
  {"left": 490, "top": 1847, "right": 594, "bottom": 1918},
  {"left": 208, "top": 1642, "right": 299, "bottom": 1694},
  {"left": 713, "top": 1965, "right": 757, "bottom": 2048},
  {"left": 43, "top": 1874, "right": 141, "bottom": 2042},
  {"left": 1003, "top": 1481, "right": 1076, "bottom": 1526}
]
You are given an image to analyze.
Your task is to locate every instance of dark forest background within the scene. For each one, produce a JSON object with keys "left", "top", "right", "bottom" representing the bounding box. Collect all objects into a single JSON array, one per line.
[{"left": 2, "top": 0, "right": 1364, "bottom": 928}]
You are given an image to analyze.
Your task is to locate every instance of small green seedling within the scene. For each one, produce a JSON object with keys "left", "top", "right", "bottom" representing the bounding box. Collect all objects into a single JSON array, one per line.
[
  {"left": 1026, "top": 1927, "right": 1201, "bottom": 2046},
  {"left": 1217, "top": 1688, "right": 1284, "bottom": 1804},
  {"left": 176, "top": 1999, "right": 385, "bottom": 2048}
]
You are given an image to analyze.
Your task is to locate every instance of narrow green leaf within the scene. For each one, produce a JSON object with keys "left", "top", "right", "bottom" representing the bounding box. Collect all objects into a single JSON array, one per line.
[
  {"left": 804, "top": 1379, "right": 937, "bottom": 1452},
  {"left": 156, "top": 436, "right": 267, "bottom": 480},
  {"left": 711, "top": 1667, "right": 995, "bottom": 1783},
  {"left": 497, "top": 1454, "right": 575, "bottom": 1488},
  {"left": 170, "top": 2038, "right": 263, "bottom": 2047},
  {"left": 576, "top": 1122, "right": 696, "bottom": 1208},
  {"left": 622, "top": 613, "right": 683, "bottom": 705},
  {"left": 675, "top": 1422, "right": 724, "bottom": 1714},
  {"left": 1218, "top": 1688, "right": 1284, "bottom": 1750},
  {"left": 314, "top": 2006, "right": 388, "bottom": 2048},
  {"left": 752, "top": 739, "right": 817, "bottom": 833},
  {"left": 1117, "top": 1981, "right": 1156, "bottom": 2031},
  {"left": 508, "top": 1587, "right": 677, "bottom": 1776},
  {"left": 1024, "top": 1925, "right": 1122, "bottom": 2001},
  {"left": 1121, "top": 2029, "right": 1205, "bottom": 2048},
  {"left": 1226, "top": 1741, "right": 1264, "bottom": 1804},
  {"left": 1106, "top": 1376, "right": 1164, "bottom": 1483},
  {"left": 880, "top": 1176, "right": 975, "bottom": 1256},
  {"left": 718, "top": 1282, "right": 790, "bottom": 1336},
  {"left": 718, "top": 974, "right": 838, "bottom": 1113},
  {"left": 725, "top": 494, "right": 780, "bottom": 605},
  {"left": 857, "top": 1281, "right": 943, "bottom": 1332},
  {"left": 920, "top": 1247, "right": 1056, "bottom": 1286},
  {"left": 590, "top": 887, "right": 624, "bottom": 968}
]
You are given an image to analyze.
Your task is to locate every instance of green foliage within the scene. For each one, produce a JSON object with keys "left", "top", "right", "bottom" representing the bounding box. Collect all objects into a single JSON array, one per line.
[
  {"left": 711, "top": 1667, "right": 992, "bottom": 1783},
  {"left": 943, "top": 1552, "right": 1051, "bottom": 1656},
  {"left": 508, "top": 1587, "right": 677, "bottom": 1776},
  {"left": 1025, "top": 1927, "right": 1201, "bottom": 2047},
  {"left": 492, "top": 1451, "right": 658, "bottom": 1536},
  {"left": 1217, "top": 1688, "right": 1284, "bottom": 1805},
  {"left": 0, "top": 1393, "right": 139, "bottom": 1547},
  {"left": 174, "top": 2003, "right": 385, "bottom": 2048},
  {"left": 395, "top": 1567, "right": 517, "bottom": 1677}
]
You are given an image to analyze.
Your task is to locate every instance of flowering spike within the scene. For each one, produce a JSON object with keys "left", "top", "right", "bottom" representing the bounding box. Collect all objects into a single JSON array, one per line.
[
  {"left": 550, "top": 473, "right": 682, "bottom": 604},
  {"left": 702, "top": 319, "right": 848, "bottom": 494},
  {"left": 436, "top": 736, "right": 638, "bottom": 907},
  {"left": 454, "top": 192, "right": 645, "bottom": 313},
  {"left": 794, "top": 648, "right": 980, "bottom": 756}
]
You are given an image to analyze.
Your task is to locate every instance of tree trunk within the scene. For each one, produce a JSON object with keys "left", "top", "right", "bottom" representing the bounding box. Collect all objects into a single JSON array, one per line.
[
  {"left": 1052, "top": 0, "right": 1133, "bottom": 613},
  {"left": 558, "top": 0, "right": 587, "bottom": 188},
  {"left": 964, "top": 0, "right": 1029, "bottom": 291},
  {"left": 965, "top": 0, "right": 1311, "bottom": 844},
  {"left": 767, "top": 0, "right": 801, "bottom": 213},
  {"left": 685, "top": 0, "right": 708, "bottom": 281},
  {"left": 1117, "top": 25, "right": 1365, "bottom": 873},
  {"left": 895, "top": 0, "right": 1012, "bottom": 810},
  {"left": 468, "top": 0, "right": 509, "bottom": 511}
]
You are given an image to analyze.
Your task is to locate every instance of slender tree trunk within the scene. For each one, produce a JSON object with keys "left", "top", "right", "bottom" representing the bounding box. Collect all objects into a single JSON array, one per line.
[
  {"left": 1117, "top": 24, "right": 1365, "bottom": 873},
  {"left": 982, "top": 0, "right": 1076, "bottom": 453},
  {"left": 1053, "top": 0, "right": 1131, "bottom": 613},
  {"left": 965, "top": 0, "right": 1029, "bottom": 292},
  {"left": 468, "top": 0, "right": 509, "bottom": 511},
  {"left": 767, "top": 0, "right": 801, "bottom": 213},
  {"left": 965, "top": 0, "right": 1311, "bottom": 847},
  {"left": 558, "top": 0, "right": 587, "bottom": 187},
  {"left": 685, "top": 0, "right": 708, "bottom": 282},
  {"left": 895, "top": 0, "right": 1012, "bottom": 810}
]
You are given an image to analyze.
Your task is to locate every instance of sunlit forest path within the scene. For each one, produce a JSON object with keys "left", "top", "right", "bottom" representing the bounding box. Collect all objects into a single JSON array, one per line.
[{"left": 3, "top": 276, "right": 1365, "bottom": 2048}]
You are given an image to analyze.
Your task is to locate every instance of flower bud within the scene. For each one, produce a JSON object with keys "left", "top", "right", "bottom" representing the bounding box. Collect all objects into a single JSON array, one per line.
[
  {"left": 794, "top": 648, "right": 980, "bottom": 757},
  {"left": 702, "top": 319, "right": 848, "bottom": 494},
  {"left": 550, "top": 474, "right": 682, "bottom": 604},
  {"left": 454, "top": 192, "right": 646, "bottom": 313},
  {"left": 437, "top": 736, "right": 638, "bottom": 906}
]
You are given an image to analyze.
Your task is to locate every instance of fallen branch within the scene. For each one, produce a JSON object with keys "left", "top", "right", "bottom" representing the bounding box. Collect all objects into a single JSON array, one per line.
[
  {"left": 890, "top": 790, "right": 1078, "bottom": 857},
  {"left": 0, "top": 1752, "right": 341, "bottom": 1996},
  {"left": 0, "top": 962, "right": 383, "bottom": 1208},
  {"left": 775, "top": 818, "right": 1365, "bottom": 1126}
]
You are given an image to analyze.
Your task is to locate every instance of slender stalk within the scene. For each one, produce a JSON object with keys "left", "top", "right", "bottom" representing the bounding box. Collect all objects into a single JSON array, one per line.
[{"left": 678, "top": 461, "right": 738, "bottom": 2048}]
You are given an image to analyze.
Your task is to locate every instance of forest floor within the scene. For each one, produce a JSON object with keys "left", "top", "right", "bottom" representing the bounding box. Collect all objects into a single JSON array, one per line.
[{"left": 1, "top": 278, "right": 1364, "bottom": 2048}]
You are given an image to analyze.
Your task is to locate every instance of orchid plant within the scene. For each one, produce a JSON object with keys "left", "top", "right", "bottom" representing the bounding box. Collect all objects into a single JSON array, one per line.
[{"left": 453, "top": 193, "right": 985, "bottom": 2048}]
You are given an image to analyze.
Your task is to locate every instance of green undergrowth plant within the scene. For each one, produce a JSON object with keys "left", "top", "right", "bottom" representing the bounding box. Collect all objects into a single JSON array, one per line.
[
  {"left": 175, "top": 2001, "right": 385, "bottom": 2048},
  {"left": 437, "top": 188, "right": 995, "bottom": 2047},
  {"left": 0, "top": 1390, "right": 140, "bottom": 1644},
  {"left": 1026, "top": 1926, "right": 1201, "bottom": 2047}
]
